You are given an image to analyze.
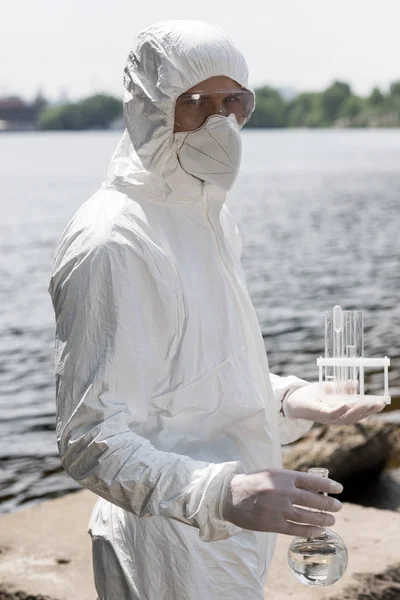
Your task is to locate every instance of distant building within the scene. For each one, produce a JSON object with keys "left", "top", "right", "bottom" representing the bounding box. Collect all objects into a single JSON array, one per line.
[{"left": 0, "top": 97, "right": 38, "bottom": 131}]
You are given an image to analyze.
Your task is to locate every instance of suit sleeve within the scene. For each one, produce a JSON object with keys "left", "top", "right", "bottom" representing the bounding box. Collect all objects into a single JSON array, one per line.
[
  {"left": 48, "top": 238, "right": 244, "bottom": 542},
  {"left": 269, "top": 373, "right": 314, "bottom": 444}
]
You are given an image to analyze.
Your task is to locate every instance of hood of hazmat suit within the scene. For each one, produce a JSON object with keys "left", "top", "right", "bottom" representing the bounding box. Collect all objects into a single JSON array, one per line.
[{"left": 48, "top": 20, "right": 313, "bottom": 600}]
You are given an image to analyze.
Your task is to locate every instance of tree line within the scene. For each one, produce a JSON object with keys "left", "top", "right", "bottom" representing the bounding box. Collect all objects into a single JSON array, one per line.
[
  {"left": 247, "top": 81, "right": 400, "bottom": 128},
  {"left": 38, "top": 80, "right": 400, "bottom": 130}
]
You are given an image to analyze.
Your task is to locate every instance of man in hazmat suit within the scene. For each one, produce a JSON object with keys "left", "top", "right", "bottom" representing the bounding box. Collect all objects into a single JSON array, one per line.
[{"left": 48, "top": 20, "right": 385, "bottom": 600}]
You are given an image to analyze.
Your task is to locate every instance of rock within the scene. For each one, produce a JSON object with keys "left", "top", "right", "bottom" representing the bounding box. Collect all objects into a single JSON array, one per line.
[
  {"left": 283, "top": 418, "right": 400, "bottom": 482},
  {"left": 330, "top": 563, "right": 400, "bottom": 600},
  {"left": 0, "top": 592, "right": 55, "bottom": 600}
]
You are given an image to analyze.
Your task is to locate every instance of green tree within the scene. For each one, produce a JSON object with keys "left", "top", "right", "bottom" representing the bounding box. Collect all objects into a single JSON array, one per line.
[
  {"left": 368, "top": 87, "right": 384, "bottom": 106},
  {"left": 39, "top": 94, "right": 122, "bottom": 130},
  {"left": 390, "top": 81, "right": 400, "bottom": 98},
  {"left": 286, "top": 92, "right": 324, "bottom": 127},
  {"left": 338, "top": 95, "right": 365, "bottom": 120},
  {"left": 79, "top": 94, "right": 122, "bottom": 129},
  {"left": 39, "top": 104, "right": 82, "bottom": 130},
  {"left": 322, "top": 81, "right": 352, "bottom": 123},
  {"left": 247, "top": 86, "right": 286, "bottom": 128}
]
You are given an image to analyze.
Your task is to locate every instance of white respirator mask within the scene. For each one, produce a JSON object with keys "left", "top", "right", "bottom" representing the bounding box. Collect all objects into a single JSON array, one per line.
[{"left": 173, "top": 114, "right": 242, "bottom": 192}]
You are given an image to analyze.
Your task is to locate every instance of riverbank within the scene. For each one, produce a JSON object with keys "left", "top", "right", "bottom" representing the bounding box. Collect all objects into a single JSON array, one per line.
[{"left": 0, "top": 490, "right": 399, "bottom": 600}]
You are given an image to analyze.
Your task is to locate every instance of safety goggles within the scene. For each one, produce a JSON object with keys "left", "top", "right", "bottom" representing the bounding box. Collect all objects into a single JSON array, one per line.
[{"left": 174, "top": 89, "right": 254, "bottom": 131}]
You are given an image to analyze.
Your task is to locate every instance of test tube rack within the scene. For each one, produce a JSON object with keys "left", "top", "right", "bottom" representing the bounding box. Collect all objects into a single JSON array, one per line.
[{"left": 317, "top": 356, "right": 391, "bottom": 405}]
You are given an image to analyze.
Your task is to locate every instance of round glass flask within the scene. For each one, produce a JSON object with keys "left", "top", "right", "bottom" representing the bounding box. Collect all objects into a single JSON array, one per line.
[{"left": 287, "top": 468, "right": 348, "bottom": 586}]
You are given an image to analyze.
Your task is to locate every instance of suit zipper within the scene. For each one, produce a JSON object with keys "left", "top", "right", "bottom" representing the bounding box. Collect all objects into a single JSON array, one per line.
[
  {"left": 200, "top": 184, "right": 234, "bottom": 280},
  {"left": 200, "top": 185, "right": 274, "bottom": 420}
]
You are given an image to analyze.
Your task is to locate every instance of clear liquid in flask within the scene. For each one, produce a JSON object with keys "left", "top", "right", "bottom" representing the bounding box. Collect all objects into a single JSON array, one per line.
[{"left": 288, "top": 529, "right": 348, "bottom": 586}]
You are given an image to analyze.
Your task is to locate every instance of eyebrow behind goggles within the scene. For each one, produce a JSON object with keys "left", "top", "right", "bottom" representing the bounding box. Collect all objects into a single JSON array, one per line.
[{"left": 175, "top": 89, "right": 254, "bottom": 129}]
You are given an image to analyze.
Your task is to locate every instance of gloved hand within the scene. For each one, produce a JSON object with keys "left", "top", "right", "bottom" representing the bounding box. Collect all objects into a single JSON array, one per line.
[
  {"left": 283, "top": 382, "right": 386, "bottom": 425},
  {"left": 221, "top": 468, "right": 343, "bottom": 538}
]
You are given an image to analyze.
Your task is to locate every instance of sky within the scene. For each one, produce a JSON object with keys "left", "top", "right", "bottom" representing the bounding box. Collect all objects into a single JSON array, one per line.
[{"left": 2, "top": 0, "right": 400, "bottom": 102}]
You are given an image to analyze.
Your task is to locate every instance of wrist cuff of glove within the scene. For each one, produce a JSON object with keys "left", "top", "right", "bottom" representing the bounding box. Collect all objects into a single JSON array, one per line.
[
  {"left": 281, "top": 384, "right": 307, "bottom": 418},
  {"left": 186, "top": 462, "right": 245, "bottom": 543}
]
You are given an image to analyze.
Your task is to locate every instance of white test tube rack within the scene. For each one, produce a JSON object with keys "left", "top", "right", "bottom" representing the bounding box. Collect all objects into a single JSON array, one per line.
[{"left": 317, "top": 356, "right": 391, "bottom": 405}]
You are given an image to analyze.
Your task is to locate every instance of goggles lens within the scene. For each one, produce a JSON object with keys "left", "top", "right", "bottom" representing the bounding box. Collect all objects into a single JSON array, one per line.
[{"left": 175, "top": 89, "right": 254, "bottom": 130}]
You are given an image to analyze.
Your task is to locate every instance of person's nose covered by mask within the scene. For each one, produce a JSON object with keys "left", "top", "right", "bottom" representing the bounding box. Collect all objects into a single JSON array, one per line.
[
  {"left": 173, "top": 84, "right": 254, "bottom": 191},
  {"left": 174, "top": 113, "right": 242, "bottom": 192}
]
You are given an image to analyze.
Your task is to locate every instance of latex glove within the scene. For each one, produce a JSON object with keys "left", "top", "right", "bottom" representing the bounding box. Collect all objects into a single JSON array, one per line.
[
  {"left": 221, "top": 468, "right": 343, "bottom": 538},
  {"left": 283, "top": 382, "right": 386, "bottom": 425}
]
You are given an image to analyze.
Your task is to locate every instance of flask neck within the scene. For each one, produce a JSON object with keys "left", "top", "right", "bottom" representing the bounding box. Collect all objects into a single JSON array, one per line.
[
  {"left": 308, "top": 467, "right": 329, "bottom": 478},
  {"left": 308, "top": 468, "right": 329, "bottom": 499}
]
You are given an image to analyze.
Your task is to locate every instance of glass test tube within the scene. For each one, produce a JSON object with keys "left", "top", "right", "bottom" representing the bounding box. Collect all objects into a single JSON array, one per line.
[{"left": 325, "top": 307, "right": 363, "bottom": 395}]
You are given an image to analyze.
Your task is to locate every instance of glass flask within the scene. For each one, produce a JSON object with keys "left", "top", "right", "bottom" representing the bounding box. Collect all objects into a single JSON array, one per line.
[{"left": 287, "top": 468, "right": 348, "bottom": 586}]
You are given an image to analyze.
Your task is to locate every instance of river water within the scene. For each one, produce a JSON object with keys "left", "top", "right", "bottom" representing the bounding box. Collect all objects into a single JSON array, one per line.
[{"left": 0, "top": 129, "right": 399, "bottom": 513}]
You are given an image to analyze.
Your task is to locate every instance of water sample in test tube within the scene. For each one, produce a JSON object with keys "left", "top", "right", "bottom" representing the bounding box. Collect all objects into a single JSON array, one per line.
[{"left": 325, "top": 306, "right": 363, "bottom": 395}]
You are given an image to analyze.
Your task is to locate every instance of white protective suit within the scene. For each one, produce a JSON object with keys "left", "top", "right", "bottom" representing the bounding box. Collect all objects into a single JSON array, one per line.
[{"left": 48, "top": 20, "right": 313, "bottom": 600}]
